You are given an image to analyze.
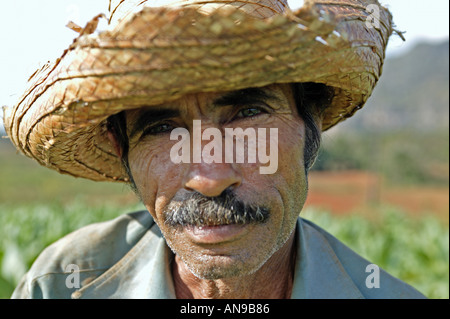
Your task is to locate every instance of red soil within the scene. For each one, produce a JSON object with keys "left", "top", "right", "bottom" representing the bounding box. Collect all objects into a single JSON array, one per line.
[{"left": 304, "top": 170, "right": 449, "bottom": 223}]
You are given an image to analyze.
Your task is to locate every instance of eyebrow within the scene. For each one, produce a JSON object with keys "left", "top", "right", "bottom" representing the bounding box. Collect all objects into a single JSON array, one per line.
[
  {"left": 213, "top": 87, "right": 282, "bottom": 108},
  {"left": 129, "top": 108, "right": 180, "bottom": 139}
]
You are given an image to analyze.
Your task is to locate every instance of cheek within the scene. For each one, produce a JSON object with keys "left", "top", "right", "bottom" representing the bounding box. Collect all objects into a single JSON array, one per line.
[
  {"left": 128, "top": 141, "right": 184, "bottom": 215},
  {"left": 278, "top": 121, "right": 306, "bottom": 176},
  {"left": 240, "top": 117, "right": 307, "bottom": 216},
  {"left": 271, "top": 118, "right": 308, "bottom": 215},
  {"left": 252, "top": 114, "right": 305, "bottom": 181}
]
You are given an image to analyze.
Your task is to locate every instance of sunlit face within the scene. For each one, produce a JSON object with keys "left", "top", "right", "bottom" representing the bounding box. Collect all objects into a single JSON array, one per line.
[{"left": 125, "top": 83, "right": 309, "bottom": 279}]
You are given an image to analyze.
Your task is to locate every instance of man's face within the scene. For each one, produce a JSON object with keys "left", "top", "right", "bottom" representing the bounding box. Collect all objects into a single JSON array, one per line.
[{"left": 126, "top": 83, "right": 309, "bottom": 279}]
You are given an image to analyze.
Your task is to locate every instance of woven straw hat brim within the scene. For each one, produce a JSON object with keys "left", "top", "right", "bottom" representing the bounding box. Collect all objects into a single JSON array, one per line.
[{"left": 3, "top": 0, "right": 393, "bottom": 182}]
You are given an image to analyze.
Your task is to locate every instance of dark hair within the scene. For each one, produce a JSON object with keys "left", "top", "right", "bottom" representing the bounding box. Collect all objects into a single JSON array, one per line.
[
  {"left": 291, "top": 82, "right": 334, "bottom": 171},
  {"left": 106, "top": 82, "right": 333, "bottom": 188},
  {"left": 106, "top": 111, "right": 136, "bottom": 189}
]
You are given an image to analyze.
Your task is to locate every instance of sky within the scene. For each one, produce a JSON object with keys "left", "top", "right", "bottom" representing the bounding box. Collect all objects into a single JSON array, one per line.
[{"left": 0, "top": 0, "right": 448, "bottom": 126}]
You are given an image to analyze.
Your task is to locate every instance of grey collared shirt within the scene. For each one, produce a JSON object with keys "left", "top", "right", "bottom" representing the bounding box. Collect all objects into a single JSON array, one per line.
[{"left": 11, "top": 211, "right": 425, "bottom": 299}]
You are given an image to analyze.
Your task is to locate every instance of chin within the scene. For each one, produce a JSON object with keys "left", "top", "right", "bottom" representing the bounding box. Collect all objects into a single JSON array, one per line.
[
  {"left": 177, "top": 243, "right": 281, "bottom": 280},
  {"left": 182, "top": 254, "right": 262, "bottom": 280}
]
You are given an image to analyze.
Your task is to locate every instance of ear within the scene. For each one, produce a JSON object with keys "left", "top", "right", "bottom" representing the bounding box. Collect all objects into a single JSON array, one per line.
[{"left": 107, "top": 129, "right": 123, "bottom": 158}]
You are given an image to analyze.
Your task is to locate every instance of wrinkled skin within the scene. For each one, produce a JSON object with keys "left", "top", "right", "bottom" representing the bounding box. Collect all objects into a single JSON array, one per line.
[{"left": 120, "top": 83, "right": 311, "bottom": 298}]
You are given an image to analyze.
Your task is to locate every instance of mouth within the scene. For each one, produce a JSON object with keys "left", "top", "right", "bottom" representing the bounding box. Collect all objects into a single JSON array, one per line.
[
  {"left": 183, "top": 223, "right": 250, "bottom": 244},
  {"left": 164, "top": 189, "right": 270, "bottom": 244}
]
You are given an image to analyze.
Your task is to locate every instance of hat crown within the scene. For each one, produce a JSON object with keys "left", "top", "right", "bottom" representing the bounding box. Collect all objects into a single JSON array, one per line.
[{"left": 108, "top": 0, "right": 290, "bottom": 25}]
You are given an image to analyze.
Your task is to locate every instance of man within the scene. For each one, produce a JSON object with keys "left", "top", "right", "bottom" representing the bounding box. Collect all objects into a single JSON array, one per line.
[{"left": 4, "top": 0, "right": 425, "bottom": 298}]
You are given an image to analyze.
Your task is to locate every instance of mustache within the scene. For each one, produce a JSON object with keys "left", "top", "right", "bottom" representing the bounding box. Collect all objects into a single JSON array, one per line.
[{"left": 163, "top": 189, "right": 270, "bottom": 227}]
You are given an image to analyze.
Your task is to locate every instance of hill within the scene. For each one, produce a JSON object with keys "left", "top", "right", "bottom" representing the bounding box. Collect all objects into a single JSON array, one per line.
[
  {"left": 336, "top": 39, "right": 449, "bottom": 132},
  {"left": 315, "top": 39, "right": 449, "bottom": 185}
]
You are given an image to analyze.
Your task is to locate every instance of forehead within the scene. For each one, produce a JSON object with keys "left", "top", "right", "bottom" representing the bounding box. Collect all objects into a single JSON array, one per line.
[{"left": 127, "top": 83, "right": 295, "bottom": 120}]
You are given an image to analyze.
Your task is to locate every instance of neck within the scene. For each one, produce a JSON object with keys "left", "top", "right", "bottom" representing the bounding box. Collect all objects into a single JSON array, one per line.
[{"left": 173, "top": 231, "right": 297, "bottom": 299}]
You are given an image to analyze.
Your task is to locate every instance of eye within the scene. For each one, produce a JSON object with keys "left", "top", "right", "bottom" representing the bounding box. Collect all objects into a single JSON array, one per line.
[
  {"left": 235, "top": 107, "right": 265, "bottom": 119},
  {"left": 142, "top": 122, "right": 174, "bottom": 136}
]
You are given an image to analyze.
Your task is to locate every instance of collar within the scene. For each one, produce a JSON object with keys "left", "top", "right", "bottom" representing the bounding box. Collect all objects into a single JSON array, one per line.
[
  {"left": 72, "top": 224, "right": 176, "bottom": 299},
  {"left": 291, "top": 219, "right": 364, "bottom": 298}
]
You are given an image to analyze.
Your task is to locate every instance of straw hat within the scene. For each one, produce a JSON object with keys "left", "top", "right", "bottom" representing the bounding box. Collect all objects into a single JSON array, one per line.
[{"left": 3, "top": 0, "right": 394, "bottom": 182}]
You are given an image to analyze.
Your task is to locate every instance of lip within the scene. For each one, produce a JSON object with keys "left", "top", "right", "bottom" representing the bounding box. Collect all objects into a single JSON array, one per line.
[{"left": 184, "top": 224, "right": 249, "bottom": 244}]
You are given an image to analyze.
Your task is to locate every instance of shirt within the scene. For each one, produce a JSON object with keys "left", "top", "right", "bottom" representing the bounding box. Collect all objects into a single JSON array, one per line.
[{"left": 11, "top": 210, "right": 426, "bottom": 299}]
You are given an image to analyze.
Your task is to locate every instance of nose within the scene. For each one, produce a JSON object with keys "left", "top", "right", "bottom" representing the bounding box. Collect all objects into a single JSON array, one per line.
[{"left": 183, "top": 163, "right": 242, "bottom": 197}]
